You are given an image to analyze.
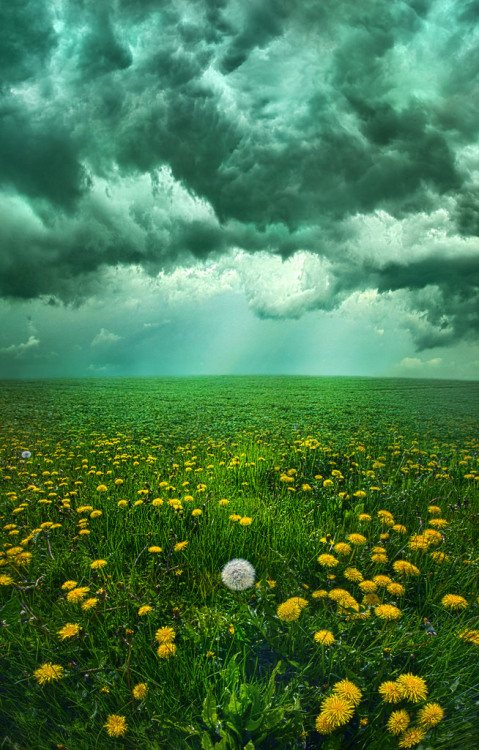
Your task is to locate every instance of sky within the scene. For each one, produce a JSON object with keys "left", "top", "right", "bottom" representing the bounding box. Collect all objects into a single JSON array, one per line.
[{"left": 1, "top": 0, "right": 479, "bottom": 380}]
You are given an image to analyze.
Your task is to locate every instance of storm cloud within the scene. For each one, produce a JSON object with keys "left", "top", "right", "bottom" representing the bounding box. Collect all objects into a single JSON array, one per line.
[{"left": 1, "top": 0, "right": 479, "bottom": 350}]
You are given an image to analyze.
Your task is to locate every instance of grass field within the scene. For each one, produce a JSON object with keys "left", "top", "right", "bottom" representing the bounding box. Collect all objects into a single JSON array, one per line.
[{"left": 1, "top": 376, "right": 478, "bottom": 749}]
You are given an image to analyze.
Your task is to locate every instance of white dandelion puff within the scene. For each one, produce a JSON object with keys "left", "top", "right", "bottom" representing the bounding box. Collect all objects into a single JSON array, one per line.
[
  {"left": 21, "top": 451, "right": 32, "bottom": 459},
  {"left": 221, "top": 558, "right": 256, "bottom": 591}
]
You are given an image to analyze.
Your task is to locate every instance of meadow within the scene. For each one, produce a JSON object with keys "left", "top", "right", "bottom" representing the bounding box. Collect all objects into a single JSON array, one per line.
[{"left": 1, "top": 375, "right": 478, "bottom": 750}]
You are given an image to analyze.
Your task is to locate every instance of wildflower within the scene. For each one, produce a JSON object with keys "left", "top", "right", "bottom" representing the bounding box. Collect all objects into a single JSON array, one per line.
[
  {"left": 218, "top": 499, "right": 229, "bottom": 506},
  {"left": 148, "top": 546, "right": 162, "bottom": 553},
  {"left": 57, "top": 623, "right": 82, "bottom": 640},
  {"left": 191, "top": 509, "right": 202, "bottom": 517},
  {"left": 375, "top": 604, "right": 402, "bottom": 621},
  {"left": 430, "top": 551, "right": 450, "bottom": 563},
  {"left": 155, "top": 627, "right": 175, "bottom": 644},
  {"left": 239, "top": 516, "right": 252, "bottom": 526},
  {"left": 359, "top": 580, "right": 377, "bottom": 593},
  {"left": 378, "top": 681, "right": 402, "bottom": 703},
  {"left": 132, "top": 683, "right": 148, "bottom": 700},
  {"left": 152, "top": 498, "right": 163, "bottom": 507},
  {"left": 387, "top": 582, "right": 405, "bottom": 596},
  {"left": 344, "top": 567, "right": 363, "bottom": 582},
  {"left": 427, "top": 505, "right": 442, "bottom": 515},
  {"left": 317, "top": 554, "right": 339, "bottom": 568},
  {"left": 138, "top": 605, "right": 153, "bottom": 616},
  {"left": 114, "top": 478, "right": 124, "bottom": 485},
  {"left": 314, "top": 630, "right": 335, "bottom": 646},
  {"left": 104, "top": 715, "right": 128, "bottom": 738},
  {"left": 90, "top": 559, "right": 107, "bottom": 570},
  {"left": 362, "top": 593, "right": 381, "bottom": 606},
  {"left": 117, "top": 500, "right": 127, "bottom": 508},
  {"left": 378, "top": 510, "right": 394, "bottom": 523},
  {"left": 424, "top": 529, "right": 442, "bottom": 545},
  {"left": 408, "top": 534, "right": 429, "bottom": 551},
  {"left": 0, "top": 574, "right": 14, "bottom": 585},
  {"left": 221, "top": 558, "right": 255, "bottom": 591},
  {"left": 333, "top": 679, "right": 362, "bottom": 706},
  {"left": 96, "top": 485, "right": 108, "bottom": 492},
  {"left": 373, "top": 575, "right": 392, "bottom": 587},
  {"left": 398, "top": 727, "right": 427, "bottom": 748},
  {"left": 319, "top": 695, "right": 355, "bottom": 727},
  {"left": 277, "top": 598, "right": 307, "bottom": 622},
  {"left": 174, "top": 541, "right": 188, "bottom": 552},
  {"left": 371, "top": 553, "right": 389, "bottom": 564},
  {"left": 312, "top": 589, "right": 329, "bottom": 599},
  {"left": 428, "top": 518, "right": 448, "bottom": 528},
  {"left": 396, "top": 673, "right": 428, "bottom": 702},
  {"left": 81, "top": 598, "right": 98, "bottom": 611},
  {"left": 441, "top": 594, "right": 468, "bottom": 610},
  {"left": 157, "top": 643, "right": 177, "bottom": 658},
  {"left": 417, "top": 702, "right": 444, "bottom": 728},
  {"left": 387, "top": 710, "right": 410, "bottom": 735},
  {"left": 353, "top": 490, "right": 367, "bottom": 499},
  {"left": 348, "top": 533, "right": 367, "bottom": 545},
  {"left": 315, "top": 714, "right": 334, "bottom": 734},
  {"left": 229, "top": 514, "right": 241, "bottom": 522},
  {"left": 66, "top": 587, "right": 90, "bottom": 603},
  {"left": 459, "top": 629, "right": 479, "bottom": 645},
  {"left": 323, "top": 479, "right": 334, "bottom": 487},
  {"left": 393, "top": 561, "right": 420, "bottom": 576},
  {"left": 33, "top": 663, "right": 64, "bottom": 685},
  {"left": 358, "top": 513, "right": 372, "bottom": 522},
  {"left": 61, "top": 580, "right": 77, "bottom": 591},
  {"left": 90, "top": 510, "right": 102, "bottom": 518},
  {"left": 393, "top": 524, "right": 407, "bottom": 534},
  {"left": 334, "top": 542, "right": 352, "bottom": 556},
  {"left": 79, "top": 529, "right": 90, "bottom": 535}
]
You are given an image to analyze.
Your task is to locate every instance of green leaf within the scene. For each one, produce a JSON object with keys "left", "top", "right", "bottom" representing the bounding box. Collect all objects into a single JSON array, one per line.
[
  {"left": 201, "top": 732, "right": 215, "bottom": 750},
  {"left": 262, "top": 706, "right": 285, "bottom": 731},
  {"left": 202, "top": 690, "right": 218, "bottom": 729},
  {"left": 265, "top": 661, "right": 283, "bottom": 705},
  {"left": 243, "top": 742, "right": 255, "bottom": 750}
]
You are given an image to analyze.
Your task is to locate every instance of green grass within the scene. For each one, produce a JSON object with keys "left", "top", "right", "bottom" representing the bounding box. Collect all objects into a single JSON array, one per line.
[{"left": 1, "top": 376, "right": 478, "bottom": 749}]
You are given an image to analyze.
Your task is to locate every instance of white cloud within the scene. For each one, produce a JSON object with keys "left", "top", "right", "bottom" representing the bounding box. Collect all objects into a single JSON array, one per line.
[
  {"left": 0, "top": 335, "right": 40, "bottom": 357},
  {"left": 91, "top": 328, "right": 122, "bottom": 347}
]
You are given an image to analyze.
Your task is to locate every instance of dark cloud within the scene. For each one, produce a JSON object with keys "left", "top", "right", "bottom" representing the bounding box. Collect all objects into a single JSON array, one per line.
[{"left": 0, "top": 0, "right": 478, "bottom": 350}]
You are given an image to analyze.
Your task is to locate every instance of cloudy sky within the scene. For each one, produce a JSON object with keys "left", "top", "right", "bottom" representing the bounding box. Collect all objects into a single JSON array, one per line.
[{"left": 1, "top": 0, "right": 479, "bottom": 379}]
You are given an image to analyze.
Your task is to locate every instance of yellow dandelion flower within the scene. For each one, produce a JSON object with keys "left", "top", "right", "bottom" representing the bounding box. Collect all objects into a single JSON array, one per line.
[
  {"left": 312, "top": 589, "right": 329, "bottom": 599},
  {"left": 148, "top": 546, "right": 162, "bottom": 553},
  {"left": 393, "top": 561, "right": 420, "bottom": 576},
  {"left": 334, "top": 542, "right": 352, "bottom": 556},
  {"left": 138, "top": 605, "right": 153, "bottom": 616},
  {"left": 424, "top": 529, "right": 442, "bottom": 545},
  {"left": 396, "top": 673, "right": 428, "bottom": 702},
  {"left": 191, "top": 509, "right": 202, "bottom": 517},
  {"left": 104, "top": 715, "right": 128, "bottom": 738},
  {"left": 314, "top": 630, "right": 335, "bottom": 645},
  {"left": 387, "top": 709, "right": 410, "bottom": 735},
  {"left": 428, "top": 518, "right": 448, "bottom": 528},
  {"left": 90, "top": 559, "right": 107, "bottom": 570},
  {"left": 33, "top": 662, "right": 64, "bottom": 685},
  {"left": 61, "top": 580, "right": 78, "bottom": 591},
  {"left": 96, "top": 485, "right": 108, "bottom": 492},
  {"left": 239, "top": 516, "right": 252, "bottom": 526},
  {"left": 387, "top": 582, "right": 405, "bottom": 596},
  {"left": 458, "top": 629, "right": 479, "bottom": 645},
  {"left": 333, "top": 679, "right": 362, "bottom": 706},
  {"left": 157, "top": 643, "right": 177, "bottom": 658},
  {"left": 441, "top": 594, "right": 468, "bottom": 610},
  {"left": 371, "top": 553, "right": 389, "bottom": 564},
  {"left": 359, "top": 580, "right": 377, "bottom": 593},
  {"left": 427, "top": 505, "right": 442, "bottom": 515},
  {"left": 0, "top": 574, "right": 15, "bottom": 585},
  {"left": 317, "top": 554, "right": 339, "bottom": 568},
  {"left": 90, "top": 510, "right": 102, "bottom": 518},
  {"left": 155, "top": 627, "right": 175, "bottom": 644},
  {"left": 152, "top": 498, "right": 163, "bottom": 507},
  {"left": 362, "top": 593, "right": 381, "bottom": 606},
  {"left": 408, "top": 534, "right": 429, "bottom": 551},
  {"left": 117, "top": 500, "right": 127, "bottom": 508},
  {"left": 373, "top": 575, "right": 392, "bottom": 587},
  {"left": 315, "top": 714, "right": 334, "bottom": 734},
  {"left": 393, "top": 524, "right": 407, "bottom": 534},
  {"left": 430, "top": 550, "right": 450, "bottom": 563},
  {"left": 66, "top": 587, "right": 90, "bottom": 603},
  {"left": 218, "top": 499, "right": 229, "bottom": 506},
  {"left": 417, "top": 702, "right": 444, "bottom": 728},
  {"left": 132, "top": 683, "right": 148, "bottom": 700},
  {"left": 378, "top": 681, "right": 402, "bottom": 703},
  {"left": 57, "top": 623, "right": 82, "bottom": 640},
  {"left": 174, "top": 541, "right": 188, "bottom": 552},
  {"left": 348, "top": 533, "right": 367, "bottom": 545},
  {"left": 344, "top": 567, "right": 363, "bottom": 582},
  {"left": 398, "top": 727, "right": 427, "bottom": 748},
  {"left": 81, "top": 598, "right": 98, "bottom": 611},
  {"left": 319, "top": 695, "right": 355, "bottom": 728},
  {"left": 375, "top": 604, "right": 402, "bottom": 621},
  {"left": 277, "top": 600, "right": 302, "bottom": 622},
  {"left": 358, "top": 513, "right": 372, "bottom": 522}
]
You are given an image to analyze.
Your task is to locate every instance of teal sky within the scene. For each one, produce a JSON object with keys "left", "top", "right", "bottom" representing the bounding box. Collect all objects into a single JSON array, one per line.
[{"left": 1, "top": 1, "right": 479, "bottom": 379}]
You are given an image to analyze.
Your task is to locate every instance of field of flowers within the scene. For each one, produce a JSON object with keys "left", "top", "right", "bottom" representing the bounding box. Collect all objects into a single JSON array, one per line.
[{"left": 1, "top": 376, "right": 478, "bottom": 749}]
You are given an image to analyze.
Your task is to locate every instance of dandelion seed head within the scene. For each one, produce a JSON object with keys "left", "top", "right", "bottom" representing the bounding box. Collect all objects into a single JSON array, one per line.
[{"left": 221, "top": 558, "right": 255, "bottom": 591}]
